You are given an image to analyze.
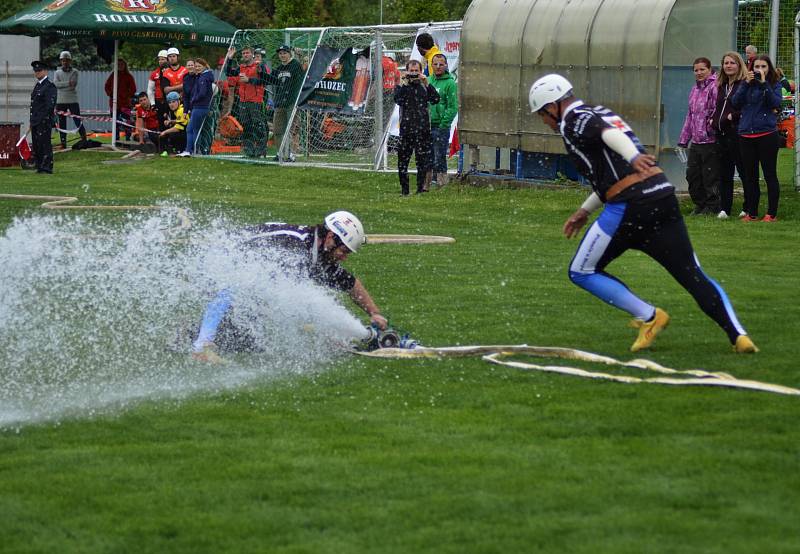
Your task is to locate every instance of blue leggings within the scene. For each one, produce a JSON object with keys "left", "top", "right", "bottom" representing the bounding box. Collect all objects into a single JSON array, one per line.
[{"left": 568, "top": 195, "right": 747, "bottom": 343}]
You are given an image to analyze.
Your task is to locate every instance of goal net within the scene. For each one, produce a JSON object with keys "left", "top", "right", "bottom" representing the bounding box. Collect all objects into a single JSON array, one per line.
[
  {"left": 281, "top": 24, "right": 421, "bottom": 170},
  {"left": 197, "top": 28, "right": 321, "bottom": 161}
]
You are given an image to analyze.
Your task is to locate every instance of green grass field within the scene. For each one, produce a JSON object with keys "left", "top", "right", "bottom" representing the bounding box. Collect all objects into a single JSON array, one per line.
[{"left": 1, "top": 149, "right": 799, "bottom": 553}]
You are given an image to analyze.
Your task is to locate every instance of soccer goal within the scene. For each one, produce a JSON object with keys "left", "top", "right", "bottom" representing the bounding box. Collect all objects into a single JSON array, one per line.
[
  {"left": 197, "top": 28, "right": 322, "bottom": 162},
  {"left": 280, "top": 24, "right": 421, "bottom": 171}
]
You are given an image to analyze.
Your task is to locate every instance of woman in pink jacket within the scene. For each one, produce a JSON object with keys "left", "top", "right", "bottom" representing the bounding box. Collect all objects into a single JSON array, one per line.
[{"left": 678, "top": 57, "right": 720, "bottom": 215}]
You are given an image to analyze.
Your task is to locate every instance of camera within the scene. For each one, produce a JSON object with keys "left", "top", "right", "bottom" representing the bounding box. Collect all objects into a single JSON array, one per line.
[{"left": 406, "top": 73, "right": 420, "bottom": 81}]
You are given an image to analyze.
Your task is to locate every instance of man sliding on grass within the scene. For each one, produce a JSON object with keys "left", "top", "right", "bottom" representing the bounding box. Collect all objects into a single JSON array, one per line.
[
  {"left": 191, "top": 211, "right": 388, "bottom": 363},
  {"left": 529, "top": 74, "right": 757, "bottom": 354}
]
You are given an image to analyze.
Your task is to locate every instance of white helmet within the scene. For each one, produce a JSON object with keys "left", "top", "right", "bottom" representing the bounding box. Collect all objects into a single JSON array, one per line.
[
  {"left": 167, "top": 47, "right": 179, "bottom": 56},
  {"left": 529, "top": 74, "right": 573, "bottom": 113},
  {"left": 325, "top": 211, "right": 365, "bottom": 253},
  {"left": 157, "top": 49, "right": 168, "bottom": 59},
  {"left": 59, "top": 50, "right": 71, "bottom": 60}
]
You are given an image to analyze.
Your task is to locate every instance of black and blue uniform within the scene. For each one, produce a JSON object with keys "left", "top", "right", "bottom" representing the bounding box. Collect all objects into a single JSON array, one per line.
[
  {"left": 561, "top": 101, "right": 747, "bottom": 344},
  {"left": 192, "top": 223, "right": 355, "bottom": 353}
]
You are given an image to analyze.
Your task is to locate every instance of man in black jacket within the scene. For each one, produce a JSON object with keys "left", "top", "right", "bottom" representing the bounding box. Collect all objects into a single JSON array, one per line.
[
  {"left": 394, "top": 59, "right": 439, "bottom": 195},
  {"left": 29, "top": 61, "right": 57, "bottom": 174}
]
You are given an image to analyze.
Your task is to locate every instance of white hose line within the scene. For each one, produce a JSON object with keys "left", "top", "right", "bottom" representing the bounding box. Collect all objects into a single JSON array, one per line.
[
  {"left": 366, "top": 234, "right": 455, "bottom": 244},
  {"left": 356, "top": 345, "right": 800, "bottom": 397},
  {"left": 0, "top": 194, "right": 191, "bottom": 231}
]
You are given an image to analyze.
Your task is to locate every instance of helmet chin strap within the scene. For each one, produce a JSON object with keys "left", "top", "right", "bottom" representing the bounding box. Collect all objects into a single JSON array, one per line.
[
  {"left": 551, "top": 100, "right": 564, "bottom": 124},
  {"left": 541, "top": 101, "right": 562, "bottom": 125}
]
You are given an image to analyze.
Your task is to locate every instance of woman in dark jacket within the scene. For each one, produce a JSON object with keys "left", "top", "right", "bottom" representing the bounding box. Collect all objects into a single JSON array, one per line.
[
  {"left": 394, "top": 59, "right": 439, "bottom": 195},
  {"left": 731, "top": 54, "right": 783, "bottom": 221},
  {"left": 181, "top": 59, "right": 196, "bottom": 116},
  {"left": 180, "top": 58, "right": 214, "bottom": 156},
  {"left": 711, "top": 51, "right": 747, "bottom": 219}
]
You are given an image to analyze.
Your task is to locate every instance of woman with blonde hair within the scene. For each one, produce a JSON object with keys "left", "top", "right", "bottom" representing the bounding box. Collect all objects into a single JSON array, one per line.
[{"left": 710, "top": 51, "right": 747, "bottom": 218}]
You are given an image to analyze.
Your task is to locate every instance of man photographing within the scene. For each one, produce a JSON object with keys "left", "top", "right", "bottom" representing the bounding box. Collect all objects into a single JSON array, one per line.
[
  {"left": 394, "top": 60, "right": 439, "bottom": 195},
  {"left": 529, "top": 74, "right": 757, "bottom": 353}
]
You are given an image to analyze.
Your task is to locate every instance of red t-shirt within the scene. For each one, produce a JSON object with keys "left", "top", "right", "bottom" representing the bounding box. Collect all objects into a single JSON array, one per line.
[
  {"left": 136, "top": 105, "right": 159, "bottom": 131},
  {"left": 149, "top": 67, "right": 166, "bottom": 101},
  {"left": 382, "top": 56, "right": 402, "bottom": 90},
  {"left": 163, "top": 65, "right": 188, "bottom": 87}
]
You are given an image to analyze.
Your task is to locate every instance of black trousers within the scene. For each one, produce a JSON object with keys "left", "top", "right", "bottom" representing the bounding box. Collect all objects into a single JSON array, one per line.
[
  {"left": 155, "top": 100, "right": 169, "bottom": 132},
  {"left": 686, "top": 142, "right": 720, "bottom": 212},
  {"left": 56, "top": 102, "right": 86, "bottom": 146},
  {"left": 32, "top": 122, "right": 53, "bottom": 173},
  {"left": 397, "top": 129, "right": 432, "bottom": 195},
  {"left": 739, "top": 131, "right": 780, "bottom": 217},
  {"left": 716, "top": 132, "right": 744, "bottom": 216},
  {"left": 590, "top": 195, "right": 746, "bottom": 343},
  {"left": 163, "top": 130, "right": 186, "bottom": 153}
]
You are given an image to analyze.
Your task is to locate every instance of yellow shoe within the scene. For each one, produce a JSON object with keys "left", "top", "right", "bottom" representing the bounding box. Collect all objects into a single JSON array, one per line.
[
  {"left": 630, "top": 308, "right": 670, "bottom": 352},
  {"left": 733, "top": 335, "right": 759, "bottom": 354}
]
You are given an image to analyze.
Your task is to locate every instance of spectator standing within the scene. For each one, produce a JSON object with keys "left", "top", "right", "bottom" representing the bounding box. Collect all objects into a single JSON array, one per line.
[
  {"left": 381, "top": 51, "right": 402, "bottom": 91},
  {"left": 53, "top": 51, "right": 87, "bottom": 149},
  {"left": 179, "top": 58, "right": 214, "bottom": 157},
  {"left": 216, "top": 56, "right": 239, "bottom": 119},
  {"left": 677, "top": 57, "right": 720, "bottom": 216},
  {"left": 182, "top": 59, "right": 197, "bottom": 113},
  {"left": 163, "top": 47, "right": 188, "bottom": 97},
  {"left": 104, "top": 58, "right": 137, "bottom": 144},
  {"left": 148, "top": 50, "right": 170, "bottom": 130},
  {"left": 265, "top": 45, "right": 304, "bottom": 161},
  {"left": 394, "top": 59, "right": 440, "bottom": 195},
  {"left": 29, "top": 61, "right": 57, "bottom": 174},
  {"left": 745, "top": 45, "right": 757, "bottom": 71},
  {"left": 415, "top": 33, "right": 442, "bottom": 77},
  {"left": 135, "top": 92, "right": 161, "bottom": 149},
  {"left": 226, "top": 46, "right": 268, "bottom": 157},
  {"left": 774, "top": 67, "right": 794, "bottom": 94},
  {"left": 731, "top": 54, "right": 783, "bottom": 222},
  {"left": 711, "top": 51, "right": 747, "bottom": 219},
  {"left": 429, "top": 53, "right": 458, "bottom": 188},
  {"left": 160, "top": 91, "right": 189, "bottom": 155}
]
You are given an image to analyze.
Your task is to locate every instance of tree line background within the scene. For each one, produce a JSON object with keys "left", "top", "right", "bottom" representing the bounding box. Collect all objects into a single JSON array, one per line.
[{"left": 0, "top": 0, "right": 471, "bottom": 70}]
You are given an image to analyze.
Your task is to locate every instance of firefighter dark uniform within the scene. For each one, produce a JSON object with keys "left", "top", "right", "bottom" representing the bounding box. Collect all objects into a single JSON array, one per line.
[
  {"left": 559, "top": 101, "right": 752, "bottom": 349},
  {"left": 30, "top": 61, "right": 57, "bottom": 174}
]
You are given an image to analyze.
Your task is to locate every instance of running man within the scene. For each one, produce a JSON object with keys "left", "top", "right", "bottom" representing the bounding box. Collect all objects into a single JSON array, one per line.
[
  {"left": 191, "top": 211, "right": 388, "bottom": 363},
  {"left": 528, "top": 74, "right": 757, "bottom": 353}
]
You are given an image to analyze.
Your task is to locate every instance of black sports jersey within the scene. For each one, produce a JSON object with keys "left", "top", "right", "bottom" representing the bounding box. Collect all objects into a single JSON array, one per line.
[
  {"left": 243, "top": 222, "right": 356, "bottom": 292},
  {"left": 560, "top": 101, "right": 674, "bottom": 203}
]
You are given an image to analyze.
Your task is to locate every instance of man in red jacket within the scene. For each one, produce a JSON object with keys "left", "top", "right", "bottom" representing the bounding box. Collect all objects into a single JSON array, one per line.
[
  {"left": 226, "top": 45, "right": 268, "bottom": 157},
  {"left": 105, "top": 58, "right": 137, "bottom": 143}
]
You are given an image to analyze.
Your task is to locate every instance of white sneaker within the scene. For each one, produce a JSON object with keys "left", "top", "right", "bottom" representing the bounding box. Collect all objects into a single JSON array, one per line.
[
  {"left": 738, "top": 211, "right": 747, "bottom": 218},
  {"left": 177, "top": 151, "right": 191, "bottom": 158},
  {"left": 717, "top": 211, "right": 729, "bottom": 220}
]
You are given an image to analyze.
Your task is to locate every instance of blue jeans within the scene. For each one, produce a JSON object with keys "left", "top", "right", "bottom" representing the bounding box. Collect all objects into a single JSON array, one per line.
[
  {"left": 431, "top": 126, "right": 450, "bottom": 174},
  {"left": 185, "top": 107, "right": 209, "bottom": 154}
]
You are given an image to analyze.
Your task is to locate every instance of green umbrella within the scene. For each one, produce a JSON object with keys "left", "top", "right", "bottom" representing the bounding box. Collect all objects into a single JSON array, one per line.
[
  {"left": 0, "top": 0, "right": 236, "bottom": 46},
  {"left": 0, "top": 0, "right": 237, "bottom": 146}
]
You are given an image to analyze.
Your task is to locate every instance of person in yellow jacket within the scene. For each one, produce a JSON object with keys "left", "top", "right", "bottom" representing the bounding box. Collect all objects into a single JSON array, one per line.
[
  {"left": 160, "top": 91, "right": 190, "bottom": 155},
  {"left": 416, "top": 33, "right": 443, "bottom": 77}
]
